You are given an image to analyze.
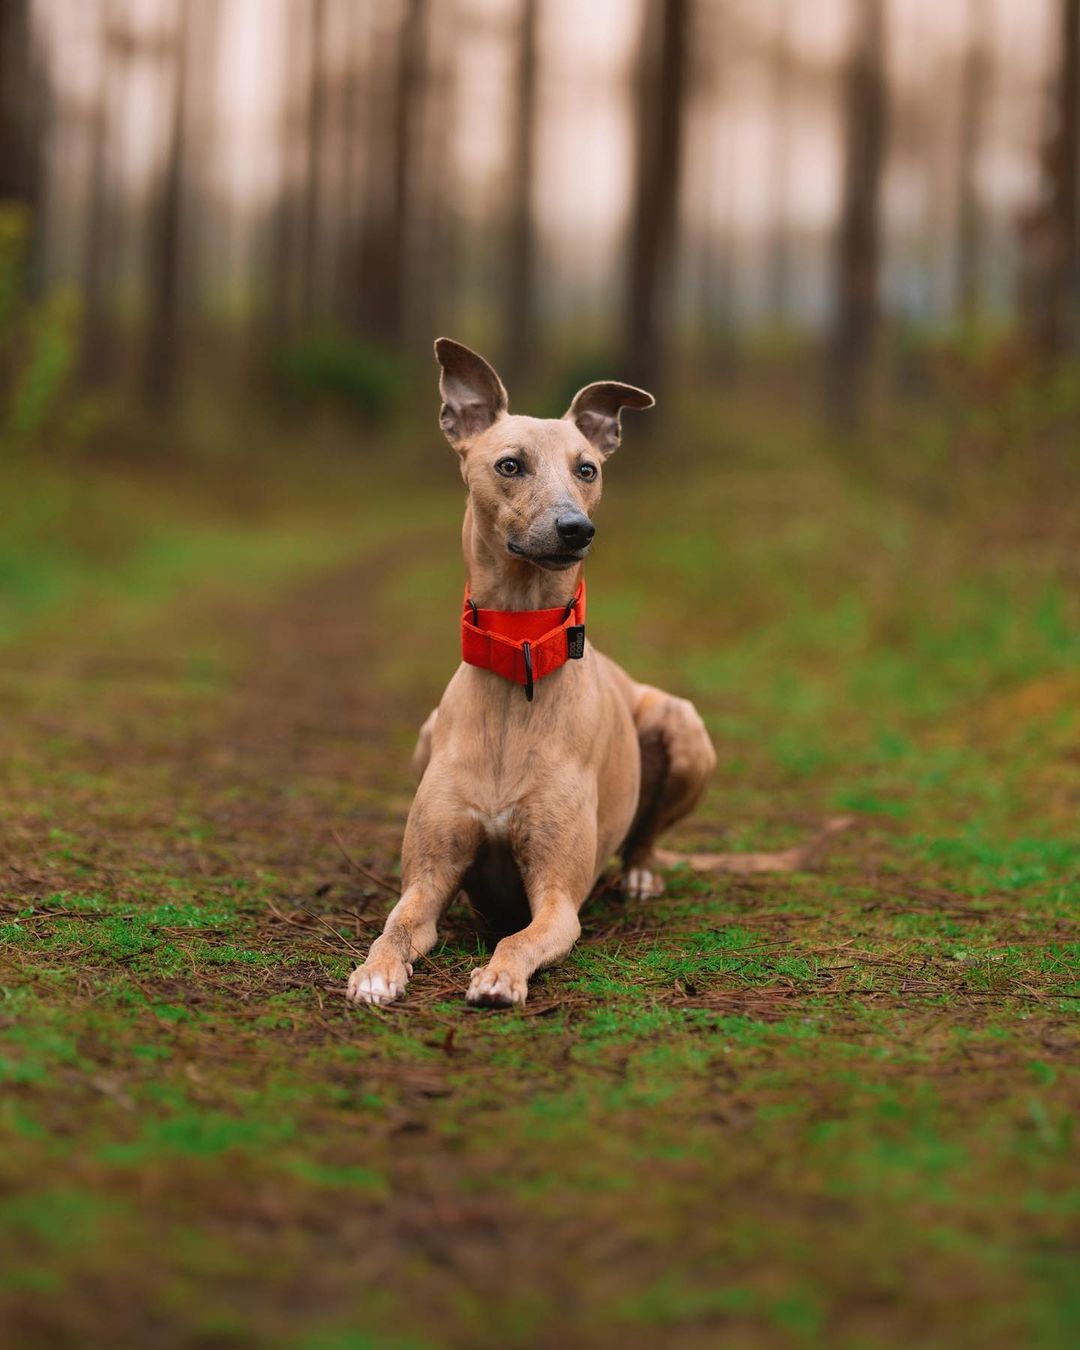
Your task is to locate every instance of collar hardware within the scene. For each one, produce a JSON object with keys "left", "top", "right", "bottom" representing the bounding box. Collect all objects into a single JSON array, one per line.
[{"left": 522, "top": 641, "right": 534, "bottom": 701}]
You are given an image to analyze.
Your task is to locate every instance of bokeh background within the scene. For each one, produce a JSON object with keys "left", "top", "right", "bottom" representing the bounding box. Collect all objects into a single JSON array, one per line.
[
  {"left": 5, "top": 0, "right": 1080, "bottom": 419},
  {"left": 1, "top": 3, "right": 1079, "bottom": 1346},
  {"left": 3, "top": 0, "right": 1078, "bottom": 711}
]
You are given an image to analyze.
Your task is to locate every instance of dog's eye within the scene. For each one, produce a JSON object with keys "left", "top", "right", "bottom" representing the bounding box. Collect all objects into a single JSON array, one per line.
[
  {"left": 577, "top": 462, "right": 598, "bottom": 482},
  {"left": 495, "top": 457, "right": 522, "bottom": 477}
]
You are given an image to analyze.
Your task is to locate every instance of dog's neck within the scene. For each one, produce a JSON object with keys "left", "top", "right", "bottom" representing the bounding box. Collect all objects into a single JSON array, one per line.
[{"left": 462, "top": 502, "right": 584, "bottom": 611}]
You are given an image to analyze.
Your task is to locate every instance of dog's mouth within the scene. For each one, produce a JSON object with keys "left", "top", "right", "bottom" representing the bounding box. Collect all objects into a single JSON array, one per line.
[{"left": 507, "top": 541, "right": 588, "bottom": 571}]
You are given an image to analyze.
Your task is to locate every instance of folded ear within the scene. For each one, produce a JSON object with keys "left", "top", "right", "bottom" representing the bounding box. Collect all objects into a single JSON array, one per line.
[
  {"left": 564, "top": 381, "right": 655, "bottom": 456},
  {"left": 434, "top": 337, "right": 509, "bottom": 450}
]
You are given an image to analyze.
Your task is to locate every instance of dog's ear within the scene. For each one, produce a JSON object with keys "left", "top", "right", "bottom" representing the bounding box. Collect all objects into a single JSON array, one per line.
[
  {"left": 434, "top": 338, "right": 509, "bottom": 450},
  {"left": 564, "top": 381, "right": 655, "bottom": 457}
]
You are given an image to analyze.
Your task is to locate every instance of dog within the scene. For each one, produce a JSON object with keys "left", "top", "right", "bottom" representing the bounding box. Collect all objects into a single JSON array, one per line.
[{"left": 347, "top": 339, "right": 847, "bottom": 1007}]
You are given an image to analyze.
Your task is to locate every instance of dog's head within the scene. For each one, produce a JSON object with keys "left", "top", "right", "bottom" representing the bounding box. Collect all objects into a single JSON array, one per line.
[{"left": 435, "top": 338, "right": 654, "bottom": 572}]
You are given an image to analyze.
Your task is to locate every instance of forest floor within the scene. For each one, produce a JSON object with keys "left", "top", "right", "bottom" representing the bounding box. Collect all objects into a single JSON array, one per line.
[{"left": 1, "top": 402, "right": 1078, "bottom": 1348}]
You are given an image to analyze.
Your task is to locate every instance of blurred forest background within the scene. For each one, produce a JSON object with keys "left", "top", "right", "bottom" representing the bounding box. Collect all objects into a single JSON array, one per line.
[
  {"left": 2, "top": 0, "right": 1079, "bottom": 711},
  {"left": 2, "top": 0, "right": 1080, "bottom": 438},
  {"left": 2, "top": 0, "right": 1077, "bottom": 655},
  {"left": 0, "top": 0, "right": 1078, "bottom": 758}
]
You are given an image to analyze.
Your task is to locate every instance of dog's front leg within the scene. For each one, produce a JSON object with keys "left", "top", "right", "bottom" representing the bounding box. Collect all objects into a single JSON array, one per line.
[
  {"left": 467, "top": 815, "right": 595, "bottom": 1008},
  {"left": 346, "top": 881, "right": 448, "bottom": 1006},
  {"left": 347, "top": 793, "right": 479, "bottom": 1006},
  {"left": 466, "top": 891, "right": 583, "bottom": 1007}
]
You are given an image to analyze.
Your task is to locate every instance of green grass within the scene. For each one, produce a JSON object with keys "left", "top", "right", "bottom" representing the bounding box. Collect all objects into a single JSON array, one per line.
[{"left": 1, "top": 389, "right": 1077, "bottom": 1347}]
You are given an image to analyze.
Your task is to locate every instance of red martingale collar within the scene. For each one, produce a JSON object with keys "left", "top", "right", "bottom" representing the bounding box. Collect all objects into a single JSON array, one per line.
[{"left": 462, "top": 580, "right": 587, "bottom": 702}]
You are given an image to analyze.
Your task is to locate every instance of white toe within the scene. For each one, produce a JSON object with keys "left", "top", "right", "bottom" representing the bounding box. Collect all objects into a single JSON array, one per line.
[
  {"left": 347, "top": 963, "right": 405, "bottom": 1005},
  {"left": 625, "top": 866, "right": 664, "bottom": 899},
  {"left": 467, "top": 966, "right": 526, "bottom": 1007}
]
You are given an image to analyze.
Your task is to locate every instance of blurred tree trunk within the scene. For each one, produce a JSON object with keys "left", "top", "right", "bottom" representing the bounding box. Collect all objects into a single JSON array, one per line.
[
  {"left": 504, "top": 0, "right": 540, "bottom": 382},
  {"left": 354, "top": 11, "right": 392, "bottom": 337},
  {"left": 182, "top": 0, "right": 224, "bottom": 320},
  {"left": 694, "top": 0, "right": 737, "bottom": 374},
  {"left": 768, "top": 1, "right": 793, "bottom": 324},
  {"left": 956, "top": 0, "right": 988, "bottom": 324},
  {"left": 333, "top": 2, "right": 365, "bottom": 328},
  {"left": 300, "top": 0, "right": 327, "bottom": 323},
  {"left": 0, "top": 0, "right": 42, "bottom": 211},
  {"left": 0, "top": 0, "right": 49, "bottom": 304},
  {"left": 1068, "top": 0, "right": 1080, "bottom": 348},
  {"left": 143, "top": 1, "right": 191, "bottom": 410},
  {"left": 1024, "top": 0, "right": 1079, "bottom": 356},
  {"left": 267, "top": 5, "right": 304, "bottom": 338},
  {"left": 827, "top": 0, "right": 887, "bottom": 428},
  {"left": 359, "top": 0, "right": 427, "bottom": 348},
  {"left": 701, "top": 229, "right": 738, "bottom": 374},
  {"left": 624, "top": 0, "right": 690, "bottom": 398},
  {"left": 81, "top": 0, "right": 118, "bottom": 388},
  {"left": 408, "top": 2, "right": 457, "bottom": 349}
]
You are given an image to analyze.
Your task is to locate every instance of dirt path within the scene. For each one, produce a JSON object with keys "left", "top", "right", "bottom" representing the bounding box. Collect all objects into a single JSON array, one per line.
[
  {"left": 4, "top": 551, "right": 411, "bottom": 917},
  {"left": 1, "top": 546, "right": 1077, "bottom": 1349}
]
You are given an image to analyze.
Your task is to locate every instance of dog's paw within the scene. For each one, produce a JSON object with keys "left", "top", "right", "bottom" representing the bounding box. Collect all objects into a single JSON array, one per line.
[
  {"left": 347, "top": 957, "right": 411, "bottom": 1006},
  {"left": 466, "top": 964, "right": 527, "bottom": 1008},
  {"left": 623, "top": 865, "right": 665, "bottom": 899}
]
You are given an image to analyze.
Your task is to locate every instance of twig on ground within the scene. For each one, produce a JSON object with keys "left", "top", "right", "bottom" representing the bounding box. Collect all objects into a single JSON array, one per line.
[
  {"left": 265, "top": 895, "right": 366, "bottom": 958},
  {"left": 330, "top": 829, "right": 400, "bottom": 897}
]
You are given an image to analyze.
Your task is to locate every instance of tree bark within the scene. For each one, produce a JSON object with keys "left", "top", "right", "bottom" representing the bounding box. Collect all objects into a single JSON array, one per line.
[
  {"left": 827, "top": 0, "right": 887, "bottom": 428},
  {"left": 624, "top": 0, "right": 690, "bottom": 398}
]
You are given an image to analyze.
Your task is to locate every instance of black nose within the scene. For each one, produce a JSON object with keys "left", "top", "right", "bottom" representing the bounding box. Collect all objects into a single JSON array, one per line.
[{"left": 555, "top": 512, "right": 596, "bottom": 549}]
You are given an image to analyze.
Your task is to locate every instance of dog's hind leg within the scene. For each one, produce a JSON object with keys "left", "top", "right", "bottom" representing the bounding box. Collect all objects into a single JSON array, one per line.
[
  {"left": 620, "top": 685, "right": 851, "bottom": 895},
  {"left": 620, "top": 686, "right": 717, "bottom": 898},
  {"left": 411, "top": 708, "right": 438, "bottom": 780},
  {"left": 651, "top": 815, "right": 853, "bottom": 875}
]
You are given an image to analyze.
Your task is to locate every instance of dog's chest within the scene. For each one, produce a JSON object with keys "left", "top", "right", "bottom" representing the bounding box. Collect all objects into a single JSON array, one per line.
[{"left": 466, "top": 803, "right": 515, "bottom": 845}]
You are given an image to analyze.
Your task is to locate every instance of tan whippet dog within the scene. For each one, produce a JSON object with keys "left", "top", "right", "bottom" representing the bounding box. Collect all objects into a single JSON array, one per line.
[{"left": 347, "top": 339, "right": 847, "bottom": 1008}]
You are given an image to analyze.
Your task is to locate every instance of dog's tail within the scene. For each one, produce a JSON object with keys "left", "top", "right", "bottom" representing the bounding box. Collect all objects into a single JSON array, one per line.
[{"left": 653, "top": 816, "right": 854, "bottom": 876}]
